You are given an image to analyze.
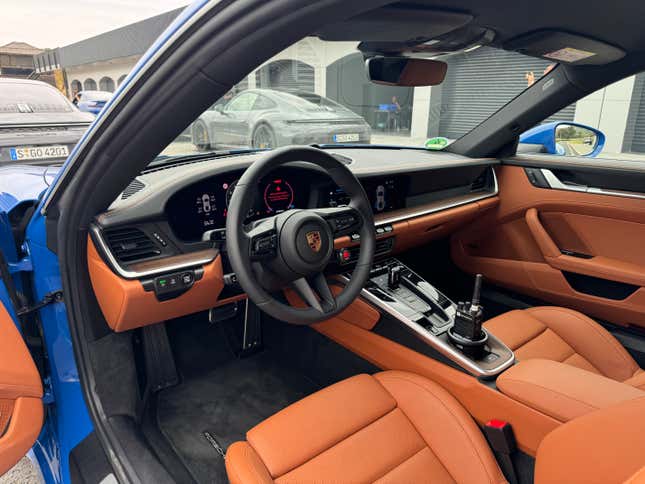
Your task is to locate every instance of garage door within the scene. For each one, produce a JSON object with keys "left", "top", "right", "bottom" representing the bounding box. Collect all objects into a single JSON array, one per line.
[
  {"left": 255, "top": 59, "right": 315, "bottom": 93},
  {"left": 437, "top": 47, "right": 576, "bottom": 139}
]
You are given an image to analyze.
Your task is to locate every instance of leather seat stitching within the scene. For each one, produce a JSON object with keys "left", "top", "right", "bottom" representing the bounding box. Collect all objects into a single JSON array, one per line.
[
  {"left": 512, "top": 326, "right": 549, "bottom": 352},
  {"left": 529, "top": 307, "right": 636, "bottom": 375},
  {"left": 562, "top": 352, "right": 599, "bottom": 373},
  {"left": 371, "top": 446, "right": 435, "bottom": 483},
  {"left": 377, "top": 374, "right": 499, "bottom": 484},
  {"left": 272, "top": 407, "right": 400, "bottom": 479}
]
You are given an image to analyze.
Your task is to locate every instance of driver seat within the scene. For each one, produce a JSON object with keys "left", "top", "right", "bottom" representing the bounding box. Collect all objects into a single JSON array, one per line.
[{"left": 225, "top": 371, "right": 506, "bottom": 484}]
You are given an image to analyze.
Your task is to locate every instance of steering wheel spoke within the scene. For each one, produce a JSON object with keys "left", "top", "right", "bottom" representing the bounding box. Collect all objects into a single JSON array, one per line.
[
  {"left": 314, "top": 206, "right": 362, "bottom": 236},
  {"left": 245, "top": 219, "right": 278, "bottom": 261},
  {"left": 292, "top": 273, "right": 337, "bottom": 314}
]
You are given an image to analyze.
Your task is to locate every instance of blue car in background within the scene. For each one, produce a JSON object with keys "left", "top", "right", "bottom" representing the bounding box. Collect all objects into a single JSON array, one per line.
[{"left": 72, "top": 90, "right": 113, "bottom": 115}]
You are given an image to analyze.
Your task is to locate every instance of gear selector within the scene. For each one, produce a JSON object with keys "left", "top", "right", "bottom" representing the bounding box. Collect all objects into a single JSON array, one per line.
[
  {"left": 448, "top": 274, "right": 488, "bottom": 358},
  {"left": 347, "top": 259, "right": 514, "bottom": 377}
]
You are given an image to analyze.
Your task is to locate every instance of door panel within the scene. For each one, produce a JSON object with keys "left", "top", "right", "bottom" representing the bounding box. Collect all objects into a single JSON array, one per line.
[
  {"left": 451, "top": 164, "right": 645, "bottom": 328},
  {"left": 0, "top": 303, "right": 43, "bottom": 475}
]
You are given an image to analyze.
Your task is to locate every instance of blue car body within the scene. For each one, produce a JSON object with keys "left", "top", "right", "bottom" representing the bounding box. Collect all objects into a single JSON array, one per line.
[{"left": 0, "top": 1, "right": 210, "bottom": 481}]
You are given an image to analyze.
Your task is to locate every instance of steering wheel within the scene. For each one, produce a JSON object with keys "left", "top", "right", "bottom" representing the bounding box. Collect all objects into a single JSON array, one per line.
[{"left": 226, "top": 146, "right": 375, "bottom": 325}]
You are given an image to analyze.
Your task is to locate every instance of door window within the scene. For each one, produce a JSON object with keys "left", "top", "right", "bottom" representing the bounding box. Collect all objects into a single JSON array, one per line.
[{"left": 225, "top": 92, "right": 258, "bottom": 112}]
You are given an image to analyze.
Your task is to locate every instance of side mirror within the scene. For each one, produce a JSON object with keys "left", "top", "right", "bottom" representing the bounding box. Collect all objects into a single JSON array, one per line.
[
  {"left": 519, "top": 122, "right": 605, "bottom": 157},
  {"left": 366, "top": 56, "right": 447, "bottom": 86}
]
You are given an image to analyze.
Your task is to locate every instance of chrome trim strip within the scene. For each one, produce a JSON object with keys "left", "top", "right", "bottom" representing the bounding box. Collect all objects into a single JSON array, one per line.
[
  {"left": 540, "top": 169, "right": 586, "bottom": 192},
  {"left": 541, "top": 168, "right": 645, "bottom": 200},
  {"left": 40, "top": 0, "right": 222, "bottom": 215},
  {"left": 90, "top": 224, "right": 216, "bottom": 279},
  {"left": 587, "top": 186, "right": 645, "bottom": 200},
  {"left": 338, "top": 275, "right": 515, "bottom": 378},
  {"left": 376, "top": 169, "right": 499, "bottom": 226}
]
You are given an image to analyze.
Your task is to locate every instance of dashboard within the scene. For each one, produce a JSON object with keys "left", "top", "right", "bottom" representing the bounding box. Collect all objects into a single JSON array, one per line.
[
  {"left": 165, "top": 166, "right": 413, "bottom": 242},
  {"left": 94, "top": 148, "right": 498, "bottom": 275},
  {"left": 90, "top": 148, "right": 499, "bottom": 331}
]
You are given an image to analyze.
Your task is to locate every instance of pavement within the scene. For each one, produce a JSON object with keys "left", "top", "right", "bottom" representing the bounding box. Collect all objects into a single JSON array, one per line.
[{"left": 0, "top": 456, "right": 42, "bottom": 484}]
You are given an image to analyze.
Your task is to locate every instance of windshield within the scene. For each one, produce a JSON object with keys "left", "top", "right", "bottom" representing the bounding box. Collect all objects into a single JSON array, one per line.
[
  {"left": 0, "top": 81, "right": 73, "bottom": 113},
  {"left": 160, "top": 39, "right": 558, "bottom": 158}
]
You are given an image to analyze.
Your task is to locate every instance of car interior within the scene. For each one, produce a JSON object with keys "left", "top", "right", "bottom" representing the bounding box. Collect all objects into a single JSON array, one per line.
[{"left": 7, "top": 0, "right": 645, "bottom": 483}]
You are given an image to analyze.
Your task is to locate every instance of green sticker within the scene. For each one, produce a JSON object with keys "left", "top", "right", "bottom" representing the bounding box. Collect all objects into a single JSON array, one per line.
[{"left": 425, "top": 137, "right": 449, "bottom": 150}]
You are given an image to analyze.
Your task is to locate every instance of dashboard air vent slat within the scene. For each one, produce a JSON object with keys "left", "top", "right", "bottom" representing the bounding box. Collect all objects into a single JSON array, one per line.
[
  {"left": 121, "top": 179, "right": 146, "bottom": 199},
  {"left": 470, "top": 169, "right": 490, "bottom": 192},
  {"left": 104, "top": 227, "right": 160, "bottom": 263}
]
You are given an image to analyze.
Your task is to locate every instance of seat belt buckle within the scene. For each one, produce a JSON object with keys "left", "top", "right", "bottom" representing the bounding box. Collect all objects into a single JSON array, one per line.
[{"left": 483, "top": 419, "right": 517, "bottom": 455}]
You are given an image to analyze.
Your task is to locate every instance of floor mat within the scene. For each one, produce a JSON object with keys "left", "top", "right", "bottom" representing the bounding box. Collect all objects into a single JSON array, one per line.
[{"left": 156, "top": 351, "right": 320, "bottom": 483}]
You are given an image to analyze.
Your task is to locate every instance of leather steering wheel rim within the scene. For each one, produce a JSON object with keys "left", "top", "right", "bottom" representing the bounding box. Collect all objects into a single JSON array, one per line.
[{"left": 225, "top": 146, "right": 375, "bottom": 325}]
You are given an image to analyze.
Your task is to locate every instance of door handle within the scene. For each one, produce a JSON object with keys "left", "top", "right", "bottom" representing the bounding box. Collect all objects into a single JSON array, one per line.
[{"left": 525, "top": 208, "right": 561, "bottom": 258}]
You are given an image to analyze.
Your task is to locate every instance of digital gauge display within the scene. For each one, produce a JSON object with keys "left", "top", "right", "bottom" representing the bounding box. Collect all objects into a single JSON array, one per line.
[
  {"left": 195, "top": 191, "right": 218, "bottom": 230},
  {"left": 167, "top": 170, "right": 306, "bottom": 241},
  {"left": 263, "top": 179, "right": 295, "bottom": 213}
]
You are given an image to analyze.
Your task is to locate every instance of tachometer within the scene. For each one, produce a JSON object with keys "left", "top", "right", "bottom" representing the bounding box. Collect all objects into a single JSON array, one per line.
[
  {"left": 225, "top": 179, "right": 238, "bottom": 208},
  {"left": 263, "top": 178, "right": 294, "bottom": 213}
]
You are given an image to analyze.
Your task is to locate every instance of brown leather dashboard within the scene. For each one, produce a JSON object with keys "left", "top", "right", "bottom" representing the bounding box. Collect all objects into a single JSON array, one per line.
[
  {"left": 87, "top": 237, "right": 224, "bottom": 331},
  {"left": 88, "top": 194, "right": 497, "bottom": 333}
]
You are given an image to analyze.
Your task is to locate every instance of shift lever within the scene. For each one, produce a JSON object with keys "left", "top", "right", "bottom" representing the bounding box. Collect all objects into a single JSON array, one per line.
[
  {"left": 448, "top": 274, "right": 487, "bottom": 358},
  {"left": 388, "top": 264, "right": 402, "bottom": 289}
]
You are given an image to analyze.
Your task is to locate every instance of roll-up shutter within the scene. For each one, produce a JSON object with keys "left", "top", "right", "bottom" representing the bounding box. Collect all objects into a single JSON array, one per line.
[
  {"left": 437, "top": 47, "right": 575, "bottom": 139},
  {"left": 255, "top": 59, "right": 315, "bottom": 92}
]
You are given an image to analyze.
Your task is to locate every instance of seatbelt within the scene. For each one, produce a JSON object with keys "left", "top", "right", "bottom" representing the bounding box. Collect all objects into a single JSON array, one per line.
[{"left": 483, "top": 419, "right": 519, "bottom": 484}]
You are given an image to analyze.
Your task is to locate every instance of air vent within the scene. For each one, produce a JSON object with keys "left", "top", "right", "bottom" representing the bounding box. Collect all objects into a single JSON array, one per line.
[
  {"left": 104, "top": 227, "right": 160, "bottom": 263},
  {"left": 121, "top": 179, "right": 146, "bottom": 199},
  {"left": 470, "top": 169, "right": 490, "bottom": 192}
]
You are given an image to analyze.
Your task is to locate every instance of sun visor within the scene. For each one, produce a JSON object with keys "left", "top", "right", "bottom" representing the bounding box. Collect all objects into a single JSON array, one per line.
[
  {"left": 505, "top": 31, "right": 625, "bottom": 65},
  {"left": 316, "top": 6, "right": 472, "bottom": 42}
]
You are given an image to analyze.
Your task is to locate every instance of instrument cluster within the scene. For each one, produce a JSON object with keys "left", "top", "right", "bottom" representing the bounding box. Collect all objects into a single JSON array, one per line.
[{"left": 166, "top": 168, "right": 314, "bottom": 241}]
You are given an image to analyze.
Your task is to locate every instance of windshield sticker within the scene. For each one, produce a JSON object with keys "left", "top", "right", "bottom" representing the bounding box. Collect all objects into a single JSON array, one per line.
[{"left": 544, "top": 47, "right": 596, "bottom": 63}]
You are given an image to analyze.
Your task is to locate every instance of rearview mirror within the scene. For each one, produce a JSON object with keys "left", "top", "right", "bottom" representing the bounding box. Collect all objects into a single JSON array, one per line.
[
  {"left": 366, "top": 57, "right": 447, "bottom": 86},
  {"left": 519, "top": 122, "right": 605, "bottom": 158}
]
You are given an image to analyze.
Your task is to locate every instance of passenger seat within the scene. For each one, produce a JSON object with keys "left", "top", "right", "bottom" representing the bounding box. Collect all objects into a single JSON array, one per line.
[{"left": 484, "top": 306, "right": 645, "bottom": 389}]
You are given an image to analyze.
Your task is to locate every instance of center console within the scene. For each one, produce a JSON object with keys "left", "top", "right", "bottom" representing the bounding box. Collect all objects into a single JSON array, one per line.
[{"left": 347, "top": 258, "right": 514, "bottom": 377}]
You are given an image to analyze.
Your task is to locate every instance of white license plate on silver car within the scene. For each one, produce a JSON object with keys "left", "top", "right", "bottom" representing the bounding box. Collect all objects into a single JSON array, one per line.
[
  {"left": 333, "top": 133, "right": 359, "bottom": 143},
  {"left": 9, "top": 145, "right": 69, "bottom": 161}
]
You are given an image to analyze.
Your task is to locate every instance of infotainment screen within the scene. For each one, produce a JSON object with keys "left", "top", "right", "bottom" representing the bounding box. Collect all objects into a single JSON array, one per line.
[{"left": 361, "top": 177, "right": 404, "bottom": 214}]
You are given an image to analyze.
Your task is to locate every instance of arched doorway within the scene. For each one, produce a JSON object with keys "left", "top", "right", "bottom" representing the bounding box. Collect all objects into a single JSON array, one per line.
[
  {"left": 326, "top": 53, "right": 413, "bottom": 132},
  {"left": 255, "top": 60, "right": 314, "bottom": 92},
  {"left": 70, "top": 80, "right": 82, "bottom": 95},
  {"left": 99, "top": 76, "right": 115, "bottom": 92},
  {"left": 84, "top": 78, "right": 97, "bottom": 90},
  {"left": 117, "top": 74, "right": 127, "bottom": 86}
]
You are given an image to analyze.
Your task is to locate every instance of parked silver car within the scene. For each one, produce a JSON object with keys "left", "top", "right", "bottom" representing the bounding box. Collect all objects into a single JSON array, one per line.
[{"left": 191, "top": 88, "right": 371, "bottom": 150}]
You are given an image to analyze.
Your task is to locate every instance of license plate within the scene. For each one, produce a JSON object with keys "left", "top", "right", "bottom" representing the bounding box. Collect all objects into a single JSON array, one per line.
[
  {"left": 333, "top": 133, "right": 359, "bottom": 143},
  {"left": 9, "top": 145, "right": 69, "bottom": 161}
]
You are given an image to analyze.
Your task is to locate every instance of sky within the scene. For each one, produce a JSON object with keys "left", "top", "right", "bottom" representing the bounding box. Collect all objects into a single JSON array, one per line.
[{"left": 1, "top": 0, "right": 190, "bottom": 48}]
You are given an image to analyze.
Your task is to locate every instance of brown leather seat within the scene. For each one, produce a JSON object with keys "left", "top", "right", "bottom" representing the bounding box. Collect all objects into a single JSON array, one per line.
[
  {"left": 484, "top": 307, "right": 645, "bottom": 389},
  {"left": 226, "top": 371, "right": 506, "bottom": 484}
]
